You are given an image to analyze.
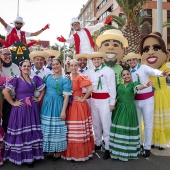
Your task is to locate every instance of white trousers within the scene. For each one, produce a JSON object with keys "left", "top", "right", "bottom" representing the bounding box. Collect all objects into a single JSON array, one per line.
[
  {"left": 90, "top": 98, "right": 111, "bottom": 150},
  {"left": 134, "top": 96, "right": 154, "bottom": 150}
]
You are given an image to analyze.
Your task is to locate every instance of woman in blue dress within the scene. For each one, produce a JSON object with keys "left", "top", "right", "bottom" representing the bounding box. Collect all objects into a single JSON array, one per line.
[{"left": 41, "top": 58, "right": 72, "bottom": 160}]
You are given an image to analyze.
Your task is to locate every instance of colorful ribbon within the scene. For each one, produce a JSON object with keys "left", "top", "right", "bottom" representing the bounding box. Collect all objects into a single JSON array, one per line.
[
  {"left": 25, "top": 97, "right": 32, "bottom": 106},
  {"left": 56, "top": 79, "right": 60, "bottom": 93}
]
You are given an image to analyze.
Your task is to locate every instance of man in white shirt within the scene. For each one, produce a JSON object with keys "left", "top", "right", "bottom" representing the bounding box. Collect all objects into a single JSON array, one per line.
[
  {"left": 74, "top": 53, "right": 91, "bottom": 105},
  {"left": 57, "top": 16, "right": 113, "bottom": 69},
  {"left": 0, "top": 16, "right": 49, "bottom": 47},
  {"left": 29, "top": 51, "right": 52, "bottom": 79},
  {"left": 89, "top": 52, "right": 116, "bottom": 160},
  {"left": 123, "top": 52, "right": 167, "bottom": 157},
  {"left": 44, "top": 50, "right": 60, "bottom": 71}
]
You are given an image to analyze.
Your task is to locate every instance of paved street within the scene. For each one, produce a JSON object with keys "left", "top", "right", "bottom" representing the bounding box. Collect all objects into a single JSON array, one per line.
[{"left": 1, "top": 149, "right": 170, "bottom": 170}]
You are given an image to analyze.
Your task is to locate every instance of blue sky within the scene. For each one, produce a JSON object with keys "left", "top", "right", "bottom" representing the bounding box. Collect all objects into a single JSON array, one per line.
[{"left": 0, "top": 0, "right": 88, "bottom": 46}]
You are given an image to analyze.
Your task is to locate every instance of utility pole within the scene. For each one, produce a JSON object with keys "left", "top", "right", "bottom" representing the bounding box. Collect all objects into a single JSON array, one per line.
[
  {"left": 17, "top": 0, "right": 20, "bottom": 16},
  {"left": 157, "top": 0, "right": 163, "bottom": 34}
]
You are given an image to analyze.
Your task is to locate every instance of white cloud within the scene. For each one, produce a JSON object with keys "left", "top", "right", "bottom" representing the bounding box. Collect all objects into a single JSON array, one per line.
[{"left": 0, "top": 0, "right": 87, "bottom": 46}]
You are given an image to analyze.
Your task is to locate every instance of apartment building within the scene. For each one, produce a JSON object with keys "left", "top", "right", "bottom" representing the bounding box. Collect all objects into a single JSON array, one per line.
[{"left": 77, "top": 0, "right": 170, "bottom": 50}]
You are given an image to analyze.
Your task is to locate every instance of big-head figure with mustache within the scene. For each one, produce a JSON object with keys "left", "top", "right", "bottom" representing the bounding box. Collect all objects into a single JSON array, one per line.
[
  {"left": 140, "top": 32, "right": 170, "bottom": 149},
  {"left": 96, "top": 29, "right": 128, "bottom": 85}
]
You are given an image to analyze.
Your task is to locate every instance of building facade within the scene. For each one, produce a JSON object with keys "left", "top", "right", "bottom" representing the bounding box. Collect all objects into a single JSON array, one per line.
[{"left": 77, "top": 0, "right": 170, "bottom": 50}]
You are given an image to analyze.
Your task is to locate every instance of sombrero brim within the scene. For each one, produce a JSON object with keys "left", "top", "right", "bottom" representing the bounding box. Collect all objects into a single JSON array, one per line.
[
  {"left": 88, "top": 52, "right": 107, "bottom": 60},
  {"left": 96, "top": 34, "right": 128, "bottom": 48},
  {"left": 123, "top": 54, "right": 141, "bottom": 62},
  {"left": 29, "top": 51, "right": 49, "bottom": 61},
  {"left": 45, "top": 50, "right": 60, "bottom": 58},
  {"left": 73, "top": 53, "right": 91, "bottom": 60}
]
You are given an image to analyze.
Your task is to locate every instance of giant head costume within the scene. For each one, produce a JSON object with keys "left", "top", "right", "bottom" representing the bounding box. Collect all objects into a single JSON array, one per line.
[
  {"left": 96, "top": 29, "right": 128, "bottom": 67},
  {"left": 139, "top": 32, "right": 168, "bottom": 69}
]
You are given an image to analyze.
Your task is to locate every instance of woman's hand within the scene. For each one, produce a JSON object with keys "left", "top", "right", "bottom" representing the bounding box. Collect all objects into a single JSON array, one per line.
[
  {"left": 32, "top": 96, "right": 40, "bottom": 102},
  {"left": 145, "top": 81, "right": 153, "bottom": 87},
  {"left": 60, "top": 111, "right": 66, "bottom": 120},
  {"left": 13, "top": 99, "right": 23, "bottom": 107},
  {"left": 74, "top": 96, "right": 85, "bottom": 102},
  {"left": 110, "top": 105, "right": 114, "bottom": 112}
]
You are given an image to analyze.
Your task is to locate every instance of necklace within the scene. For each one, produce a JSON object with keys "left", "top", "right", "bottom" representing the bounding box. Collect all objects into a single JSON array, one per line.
[{"left": 21, "top": 75, "right": 33, "bottom": 88}]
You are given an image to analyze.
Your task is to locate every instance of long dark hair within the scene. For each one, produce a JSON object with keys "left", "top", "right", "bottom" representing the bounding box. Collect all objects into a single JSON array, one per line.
[{"left": 121, "top": 69, "right": 130, "bottom": 76}]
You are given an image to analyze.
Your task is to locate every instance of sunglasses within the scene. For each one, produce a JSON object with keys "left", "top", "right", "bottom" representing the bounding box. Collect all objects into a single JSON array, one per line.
[
  {"left": 2, "top": 53, "right": 11, "bottom": 56},
  {"left": 72, "top": 22, "right": 80, "bottom": 27},
  {"left": 15, "top": 22, "right": 23, "bottom": 25},
  {"left": 49, "top": 56, "right": 55, "bottom": 59}
]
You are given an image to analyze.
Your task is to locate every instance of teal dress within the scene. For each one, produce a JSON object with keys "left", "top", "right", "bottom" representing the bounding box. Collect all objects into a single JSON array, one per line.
[
  {"left": 109, "top": 82, "right": 140, "bottom": 161},
  {"left": 40, "top": 74, "right": 72, "bottom": 152}
]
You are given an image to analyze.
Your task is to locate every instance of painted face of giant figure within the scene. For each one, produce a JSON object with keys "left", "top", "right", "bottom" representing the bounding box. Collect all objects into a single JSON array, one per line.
[
  {"left": 98, "top": 39, "right": 124, "bottom": 66},
  {"left": 96, "top": 29, "right": 128, "bottom": 67},
  {"left": 10, "top": 41, "right": 30, "bottom": 66},
  {"left": 140, "top": 32, "right": 168, "bottom": 69}
]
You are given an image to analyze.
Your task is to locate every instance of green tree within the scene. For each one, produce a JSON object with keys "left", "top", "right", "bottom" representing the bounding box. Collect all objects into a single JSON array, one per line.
[
  {"left": 50, "top": 43, "right": 74, "bottom": 64},
  {"left": 0, "top": 34, "right": 5, "bottom": 47},
  {"left": 163, "top": 21, "right": 170, "bottom": 28},
  {"left": 115, "top": 0, "right": 148, "bottom": 53}
]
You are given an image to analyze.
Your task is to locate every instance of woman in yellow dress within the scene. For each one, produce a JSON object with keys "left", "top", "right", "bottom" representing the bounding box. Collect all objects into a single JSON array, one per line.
[{"left": 139, "top": 32, "right": 170, "bottom": 149}]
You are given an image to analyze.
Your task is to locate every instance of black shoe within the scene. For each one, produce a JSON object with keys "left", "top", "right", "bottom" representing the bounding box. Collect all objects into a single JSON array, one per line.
[
  {"left": 47, "top": 154, "right": 54, "bottom": 160},
  {"left": 158, "top": 147, "right": 164, "bottom": 150},
  {"left": 26, "top": 163, "right": 34, "bottom": 168},
  {"left": 103, "top": 150, "right": 110, "bottom": 160},
  {"left": 71, "top": 160, "right": 76, "bottom": 163},
  {"left": 53, "top": 156, "right": 61, "bottom": 161},
  {"left": 142, "top": 150, "right": 150, "bottom": 157},
  {"left": 95, "top": 145, "right": 101, "bottom": 151},
  {"left": 151, "top": 145, "right": 155, "bottom": 148}
]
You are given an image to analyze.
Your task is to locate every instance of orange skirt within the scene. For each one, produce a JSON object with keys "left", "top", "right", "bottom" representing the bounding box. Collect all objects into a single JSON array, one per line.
[{"left": 61, "top": 100, "right": 94, "bottom": 161}]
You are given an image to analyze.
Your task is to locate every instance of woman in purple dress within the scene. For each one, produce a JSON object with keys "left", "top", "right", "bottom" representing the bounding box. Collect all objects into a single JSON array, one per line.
[{"left": 2, "top": 60, "right": 45, "bottom": 168}]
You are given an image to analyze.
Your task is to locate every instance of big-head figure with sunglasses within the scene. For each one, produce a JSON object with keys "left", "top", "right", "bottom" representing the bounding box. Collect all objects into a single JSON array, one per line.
[{"left": 140, "top": 32, "right": 170, "bottom": 150}]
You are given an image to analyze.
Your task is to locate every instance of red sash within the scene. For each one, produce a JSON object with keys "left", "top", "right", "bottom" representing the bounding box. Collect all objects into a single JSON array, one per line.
[
  {"left": 135, "top": 91, "right": 154, "bottom": 100},
  {"left": 73, "top": 28, "right": 94, "bottom": 54},
  {"left": 91, "top": 92, "right": 110, "bottom": 99}
]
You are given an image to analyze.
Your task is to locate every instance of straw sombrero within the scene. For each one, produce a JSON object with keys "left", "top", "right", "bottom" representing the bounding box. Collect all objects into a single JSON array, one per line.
[
  {"left": 96, "top": 29, "right": 128, "bottom": 48},
  {"left": 44, "top": 50, "right": 60, "bottom": 58},
  {"left": 88, "top": 52, "right": 107, "bottom": 60},
  {"left": 73, "top": 53, "right": 90, "bottom": 60},
  {"left": 123, "top": 52, "right": 141, "bottom": 62},
  {"left": 29, "top": 51, "right": 49, "bottom": 61}
]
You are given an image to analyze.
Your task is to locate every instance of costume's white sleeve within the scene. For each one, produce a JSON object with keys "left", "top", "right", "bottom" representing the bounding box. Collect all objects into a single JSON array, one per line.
[
  {"left": 66, "top": 35, "right": 74, "bottom": 44},
  {"left": 5, "top": 25, "right": 13, "bottom": 35},
  {"left": 86, "top": 23, "right": 104, "bottom": 34},
  {"left": 106, "top": 68, "right": 116, "bottom": 105},
  {"left": 25, "top": 31, "right": 31, "bottom": 37},
  {"left": 145, "top": 65, "right": 162, "bottom": 76}
]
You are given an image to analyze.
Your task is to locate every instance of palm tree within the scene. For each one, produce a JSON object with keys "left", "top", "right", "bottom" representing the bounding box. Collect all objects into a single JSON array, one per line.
[
  {"left": 110, "top": 0, "right": 147, "bottom": 54},
  {"left": 163, "top": 21, "right": 170, "bottom": 28},
  {"left": 98, "top": 13, "right": 151, "bottom": 36}
]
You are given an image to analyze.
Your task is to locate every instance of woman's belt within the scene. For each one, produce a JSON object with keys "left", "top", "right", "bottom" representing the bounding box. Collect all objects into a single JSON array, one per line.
[
  {"left": 91, "top": 92, "right": 110, "bottom": 99},
  {"left": 135, "top": 91, "right": 154, "bottom": 100}
]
